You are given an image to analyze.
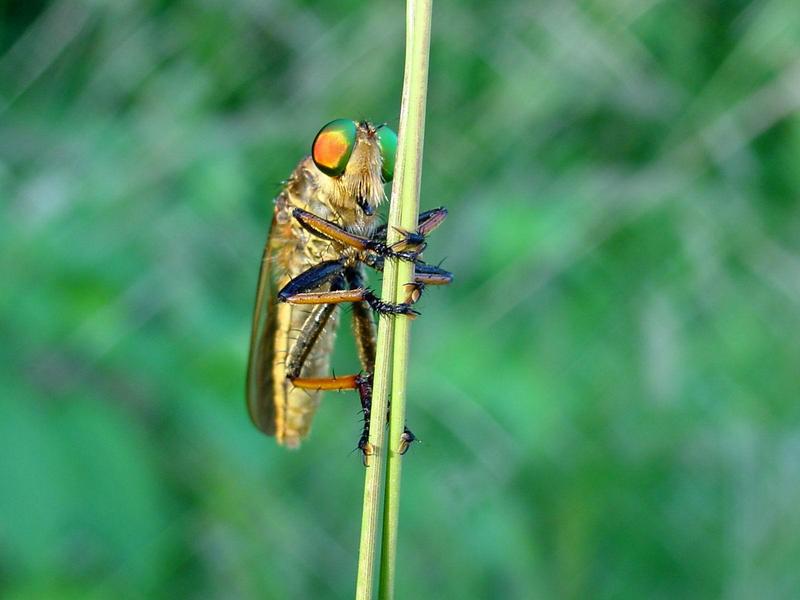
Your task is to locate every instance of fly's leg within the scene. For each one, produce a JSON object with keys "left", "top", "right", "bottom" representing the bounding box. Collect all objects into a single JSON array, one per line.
[
  {"left": 346, "top": 267, "right": 418, "bottom": 455},
  {"left": 277, "top": 261, "right": 417, "bottom": 461},
  {"left": 347, "top": 269, "right": 387, "bottom": 459},
  {"left": 363, "top": 203, "right": 452, "bottom": 303},
  {"left": 397, "top": 429, "right": 417, "bottom": 455},
  {"left": 291, "top": 208, "right": 422, "bottom": 262},
  {"left": 372, "top": 206, "right": 448, "bottom": 243},
  {"left": 350, "top": 299, "right": 376, "bottom": 374},
  {"left": 274, "top": 259, "right": 347, "bottom": 382},
  {"left": 369, "top": 206, "right": 449, "bottom": 254},
  {"left": 412, "top": 262, "right": 455, "bottom": 285},
  {"left": 354, "top": 375, "right": 415, "bottom": 461},
  {"left": 285, "top": 295, "right": 340, "bottom": 379},
  {"left": 287, "top": 373, "right": 376, "bottom": 464},
  {"left": 273, "top": 264, "right": 373, "bottom": 458},
  {"left": 346, "top": 267, "right": 377, "bottom": 376},
  {"left": 362, "top": 256, "right": 454, "bottom": 304},
  {"left": 355, "top": 373, "right": 374, "bottom": 463},
  {"left": 280, "top": 286, "right": 419, "bottom": 317},
  {"left": 277, "top": 258, "right": 416, "bottom": 316},
  {"left": 291, "top": 372, "right": 415, "bottom": 462},
  {"left": 365, "top": 256, "right": 454, "bottom": 285},
  {"left": 277, "top": 259, "right": 345, "bottom": 300},
  {"left": 351, "top": 377, "right": 417, "bottom": 458},
  {"left": 403, "top": 263, "right": 455, "bottom": 303}
]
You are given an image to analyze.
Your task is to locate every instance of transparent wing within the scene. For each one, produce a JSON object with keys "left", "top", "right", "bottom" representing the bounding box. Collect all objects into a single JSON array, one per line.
[{"left": 245, "top": 216, "right": 279, "bottom": 435}]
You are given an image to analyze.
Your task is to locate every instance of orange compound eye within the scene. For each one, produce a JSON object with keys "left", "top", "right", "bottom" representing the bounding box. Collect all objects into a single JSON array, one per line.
[{"left": 311, "top": 119, "right": 357, "bottom": 177}]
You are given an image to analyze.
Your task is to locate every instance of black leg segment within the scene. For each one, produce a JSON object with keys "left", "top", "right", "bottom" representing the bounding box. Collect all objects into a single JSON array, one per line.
[{"left": 277, "top": 259, "right": 345, "bottom": 301}]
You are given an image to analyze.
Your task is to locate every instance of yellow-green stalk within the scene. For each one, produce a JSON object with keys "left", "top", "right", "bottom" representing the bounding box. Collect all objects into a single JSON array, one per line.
[{"left": 354, "top": 0, "right": 433, "bottom": 598}]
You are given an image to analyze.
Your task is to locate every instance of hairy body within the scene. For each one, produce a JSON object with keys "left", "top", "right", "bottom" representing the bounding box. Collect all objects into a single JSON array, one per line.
[{"left": 246, "top": 119, "right": 450, "bottom": 453}]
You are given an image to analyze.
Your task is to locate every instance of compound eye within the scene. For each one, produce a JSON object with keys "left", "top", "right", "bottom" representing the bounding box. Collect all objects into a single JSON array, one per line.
[
  {"left": 376, "top": 126, "right": 398, "bottom": 183},
  {"left": 312, "top": 119, "right": 357, "bottom": 177}
]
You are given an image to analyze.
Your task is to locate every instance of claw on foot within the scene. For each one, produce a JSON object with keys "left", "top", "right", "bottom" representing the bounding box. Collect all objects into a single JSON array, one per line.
[
  {"left": 397, "top": 429, "right": 417, "bottom": 455},
  {"left": 359, "top": 439, "right": 374, "bottom": 466},
  {"left": 390, "top": 227, "right": 427, "bottom": 255},
  {"left": 403, "top": 281, "right": 425, "bottom": 304}
]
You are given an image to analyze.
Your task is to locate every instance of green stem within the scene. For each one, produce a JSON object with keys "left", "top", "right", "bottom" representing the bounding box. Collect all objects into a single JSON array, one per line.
[
  {"left": 380, "top": 0, "right": 433, "bottom": 598},
  {"left": 354, "top": 0, "right": 433, "bottom": 598},
  {"left": 354, "top": 307, "right": 394, "bottom": 597}
]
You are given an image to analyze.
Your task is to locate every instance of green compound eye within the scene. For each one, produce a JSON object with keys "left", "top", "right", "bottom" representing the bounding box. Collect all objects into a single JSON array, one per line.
[
  {"left": 312, "top": 119, "right": 357, "bottom": 177},
  {"left": 376, "top": 126, "right": 398, "bottom": 183}
]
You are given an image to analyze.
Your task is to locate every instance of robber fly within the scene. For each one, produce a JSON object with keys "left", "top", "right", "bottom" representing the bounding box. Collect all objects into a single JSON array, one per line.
[{"left": 245, "top": 118, "right": 452, "bottom": 459}]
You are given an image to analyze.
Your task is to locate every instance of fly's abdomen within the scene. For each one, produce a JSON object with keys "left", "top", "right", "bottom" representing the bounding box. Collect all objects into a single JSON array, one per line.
[
  {"left": 270, "top": 298, "right": 340, "bottom": 447},
  {"left": 268, "top": 169, "right": 344, "bottom": 447}
]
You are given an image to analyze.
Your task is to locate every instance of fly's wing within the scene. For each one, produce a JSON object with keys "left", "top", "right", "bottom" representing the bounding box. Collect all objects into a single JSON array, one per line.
[{"left": 246, "top": 216, "right": 279, "bottom": 435}]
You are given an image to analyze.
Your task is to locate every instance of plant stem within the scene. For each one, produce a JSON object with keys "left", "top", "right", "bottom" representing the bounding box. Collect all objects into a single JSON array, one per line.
[
  {"left": 379, "top": 0, "right": 432, "bottom": 598},
  {"left": 354, "top": 311, "right": 393, "bottom": 598},
  {"left": 354, "top": 0, "right": 433, "bottom": 598}
]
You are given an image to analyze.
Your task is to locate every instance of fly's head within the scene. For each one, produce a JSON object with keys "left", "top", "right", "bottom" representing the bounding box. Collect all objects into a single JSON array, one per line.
[{"left": 310, "top": 119, "right": 397, "bottom": 222}]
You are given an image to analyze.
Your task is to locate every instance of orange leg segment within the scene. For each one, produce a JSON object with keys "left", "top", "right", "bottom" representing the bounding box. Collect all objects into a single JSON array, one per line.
[
  {"left": 293, "top": 208, "right": 370, "bottom": 250},
  {"left": 291, "top": 372, "right": 376, "bottom": 463},
  {"left": 290, "top": 373, "right": 359, "bottom": 391},
  {"left": 282, "top": 287, "right": 418, "bottom": 317}
]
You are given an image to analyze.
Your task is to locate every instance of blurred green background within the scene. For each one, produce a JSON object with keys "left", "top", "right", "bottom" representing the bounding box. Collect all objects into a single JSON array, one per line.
[{"left": 2, "top": 0, "right": 800, "bottom": 598}]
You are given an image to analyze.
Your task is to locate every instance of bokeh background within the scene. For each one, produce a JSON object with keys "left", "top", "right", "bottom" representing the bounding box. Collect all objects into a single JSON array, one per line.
[{"left": 3, "top": 0, "right": 800, "bottom": 598}]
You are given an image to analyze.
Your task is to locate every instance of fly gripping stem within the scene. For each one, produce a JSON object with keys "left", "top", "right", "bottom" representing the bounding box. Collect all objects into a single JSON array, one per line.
[
  {"left": 355, "top": 373, "right": 417, "bottom": 465},
  {"left": 362, "top": 289, "right": 419, "bottom": 317}
]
